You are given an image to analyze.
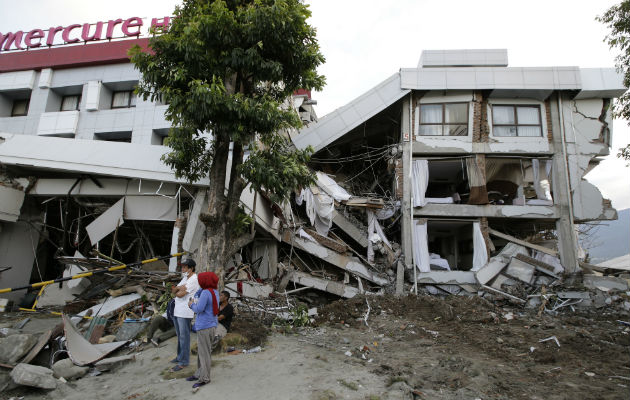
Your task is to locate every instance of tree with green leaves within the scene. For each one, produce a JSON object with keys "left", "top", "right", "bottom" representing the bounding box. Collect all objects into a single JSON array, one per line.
[
  {"left": 598, "top": 1, "right": 630, "bottom": 162},
  {"left": 130, "top": 0, "right": 325, "bottom": 272}
]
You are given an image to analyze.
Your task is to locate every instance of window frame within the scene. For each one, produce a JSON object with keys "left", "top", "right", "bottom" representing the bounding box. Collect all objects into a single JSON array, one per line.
[
  {"left": 111, "top": 90, "right": 136, "bottom": 109},
  {"left": 11, "top": 98, "right": 30, "bottom": 117},
  {"left": 60, "top": 94, "right": 82, "bottom": 112},
  {"left": 491, "top": 104, "right": 542, "bottom": 137},
  {"left": 418, "top": 102, "right": 469, "bottom": 136}
]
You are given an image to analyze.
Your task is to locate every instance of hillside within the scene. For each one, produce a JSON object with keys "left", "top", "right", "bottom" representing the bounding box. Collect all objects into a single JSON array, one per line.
[{"left": 585, "top": 208, "right": 630, "bottom": 264}]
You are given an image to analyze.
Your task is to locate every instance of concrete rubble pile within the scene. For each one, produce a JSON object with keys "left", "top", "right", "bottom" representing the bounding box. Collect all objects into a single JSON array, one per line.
[{"left": 0, "top": 255, "right": 186, "bottom": 391}]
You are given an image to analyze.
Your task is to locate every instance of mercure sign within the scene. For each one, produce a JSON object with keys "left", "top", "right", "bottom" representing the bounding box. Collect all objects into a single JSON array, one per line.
[{"left": 0, "top": 17, "right": 171, "bottom": 52}]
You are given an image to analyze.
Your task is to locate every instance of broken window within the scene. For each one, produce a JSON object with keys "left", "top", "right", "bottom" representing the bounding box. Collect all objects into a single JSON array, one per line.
[
  {"left": 412, "top": 158, "right": 469, "bottom": 206},
  {"left": 413, "top": 219, "right": 487, "bottom": 272},
  {"left": 491, "top": 105, "right": 542, "bottom": 137},
  {"left": 485, "top": 157, "right": 553, "bottom": 205},
  {"left": 419, "top": 103, "right": 468, "bottom": 136}
]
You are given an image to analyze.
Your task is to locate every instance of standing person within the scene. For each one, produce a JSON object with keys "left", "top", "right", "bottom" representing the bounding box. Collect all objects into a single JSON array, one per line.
[
  {"left": 187, "top": 271, "right": 219, "bottom": 391},
  {"left": 170, "top": 259, "right": 199, "bottom": 372},
  {"left": 216, "top": 290, "right": 234, "bottom": 339}
]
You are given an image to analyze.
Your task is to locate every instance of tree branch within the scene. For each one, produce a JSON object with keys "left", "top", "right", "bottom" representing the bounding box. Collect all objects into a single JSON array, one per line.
[{"left": 227, "top": 231, "right": 255, "bottom": 258}]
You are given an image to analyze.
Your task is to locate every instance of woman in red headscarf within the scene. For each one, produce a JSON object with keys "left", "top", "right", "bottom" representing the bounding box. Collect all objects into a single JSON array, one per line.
[{"left": 187, "top": 271, "right": 220, "bottom": 391}]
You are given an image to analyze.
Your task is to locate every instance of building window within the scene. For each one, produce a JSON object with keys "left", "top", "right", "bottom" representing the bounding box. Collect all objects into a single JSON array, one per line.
[
  {"left": 419, "top": 103, "right": 468, "bottom": 136},
  {"left": 11, "top": 99, "right": 29, "bottom": 116},
  {"left": 111, "top": 91, "right": 136, "bottom": 109},
  {"left": 60, "top": 95, "right": 81, "bottom": 111},
  {"left": 492, "top": 105, "right": 542, "bottom": 137}
]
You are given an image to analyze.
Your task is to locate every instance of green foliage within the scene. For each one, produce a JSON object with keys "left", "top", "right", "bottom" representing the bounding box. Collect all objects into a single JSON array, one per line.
[
  {"left": 232, "top": 207, "right": 254, "bottom": 236},
  {"left": 129, "top": 0, "right": 325, "bottom": 186},
  {"left": 291, "top": 303, "right": 311, "bottom": 327},
  {"left": 240, "top": 135, "right": 315, "bottom": 204},
  {"left": 157, "top": 283, "right": 174, "bottom": 314},
  {"left": 598, "top": 2, "right": 630, "bottom": 164},
  {"left": 599, "top": 5, "right": 630, "bottom": 118}
]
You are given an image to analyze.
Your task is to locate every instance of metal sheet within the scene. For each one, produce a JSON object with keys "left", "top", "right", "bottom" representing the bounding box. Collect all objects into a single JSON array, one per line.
[
  {"left": 62, "top": 314, "right": 127, "bottom": 366},
  {"left": 124, "top": 195, "right": 177, "bottom": 221},
  {"left": 85, "top": 198, "right": 124, "bottom": 245}
]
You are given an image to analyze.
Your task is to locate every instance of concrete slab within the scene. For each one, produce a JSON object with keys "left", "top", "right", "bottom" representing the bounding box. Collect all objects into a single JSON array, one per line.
[
  {"left": 476, "top": 243, "right": 529, "bottom": 285},
  {"left": 583, "top": 275, "right": 629, "bottom": 292},
  {"left": 290, "top": 271, "right": 359, "bottom": 298},
  {"left": 416, "top": 271, "right": 477, "bottom": 285},
  {"left": 504, "top": 258, "right": 536, "bottom": 284}
]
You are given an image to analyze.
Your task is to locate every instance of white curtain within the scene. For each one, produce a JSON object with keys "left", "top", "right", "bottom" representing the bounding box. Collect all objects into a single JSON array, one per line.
[
  {"left": 367, "top": 210, "right": 392, "bottom": 263},
  {"left": 532, "top": 159, "right": 553, "bottom": 201},
  {"left": 471, "top": 221, "right": 488, "bottom": 271},
  {"left": 412, "top": 159, "right": 429, "bottom": 207},
  {"left": 420, "top": 104, "right": 442, "bottom": 123},
  {"left": 413, "top": 220, "right": 430, "bottom": 273},
  {"left": 296, "top": 188, "right": 334, "bottom": 236},
  {"left": 316, "top": 172, "right": 351, "bottom": 201}
]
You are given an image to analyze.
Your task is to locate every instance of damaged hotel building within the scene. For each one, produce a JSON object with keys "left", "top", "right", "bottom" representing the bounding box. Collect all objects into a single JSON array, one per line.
[{"left": 0, "top": 19, "right": 626, "bottom": 305}]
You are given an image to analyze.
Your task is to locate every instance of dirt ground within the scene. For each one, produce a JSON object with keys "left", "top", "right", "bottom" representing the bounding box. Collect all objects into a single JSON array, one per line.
[{"left": 2, "top": 294, "right": 630, "bottom": 400}]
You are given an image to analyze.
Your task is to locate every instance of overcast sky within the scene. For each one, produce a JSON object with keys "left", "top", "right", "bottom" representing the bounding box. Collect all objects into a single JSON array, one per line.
[{"left": 1, "top": 0, "right": 629, "bottom": 210}]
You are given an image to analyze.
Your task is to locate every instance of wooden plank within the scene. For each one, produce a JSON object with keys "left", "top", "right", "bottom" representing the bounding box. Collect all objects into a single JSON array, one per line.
[
  {"left": 20, "top": 329, "right": 52, "bottom": 365},
  {"left": 488, "top": 229, "right": 558, "bottom": 256}
]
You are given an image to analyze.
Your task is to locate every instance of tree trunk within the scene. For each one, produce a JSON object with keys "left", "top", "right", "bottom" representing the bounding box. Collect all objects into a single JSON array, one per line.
[{"left": 199, "top": 134, "right": 253, "bottom": 286}]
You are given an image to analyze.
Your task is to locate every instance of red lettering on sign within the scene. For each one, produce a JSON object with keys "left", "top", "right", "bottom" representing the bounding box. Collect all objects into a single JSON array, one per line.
[
  {"left": 62, "top": 24, "right": 81, "bottom": 44},
  {"left": 0, "top": 31, "right": 24, "bottom": 50},
  {"left": 46, "top": 26, "right": 63, "bottom": 46},
  {"left": 106, "top": 19, "right": 123, "bottom": 40},
  {"left": 24, "top": 29, "right": 45, "bottom": 48},
  {"left": 150, "top": 17, "right": 171, "bottom": 32},
  {"left": 0, "top": 17, "right": 173, "bottom": 52},
  {"left": 81, "top": 22, "right": 103, "bottom": 42},
  {"left": 122, "top": 17, "right": 143, "bottom": 37}
]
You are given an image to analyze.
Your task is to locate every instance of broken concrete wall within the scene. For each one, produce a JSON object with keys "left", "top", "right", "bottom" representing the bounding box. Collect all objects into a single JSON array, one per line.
[
  {"left": 564, "top": 98, "right": 616, "bottom": 221},
  {"left": 0, "top": 185, "right": 25, "bottom": 222},
  {"left": 0, "top": 214, "right": 41, "bottom": 302}
]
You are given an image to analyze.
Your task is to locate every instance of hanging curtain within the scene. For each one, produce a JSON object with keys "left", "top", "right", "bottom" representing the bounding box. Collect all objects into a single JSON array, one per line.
[
  {"left": 367, "top": 210, "right": 392, "bottom": 263},
  {"left": 412, "top": 159, "right": 429, "bottom": 207},
  {"left": 466, "top": 155, "right": 489, "bottom": 204},
  {"left": 296, "top": 188, "right": 334, "bottom": 236},
  {"left": 471, "top": 221, "right": 488, "bottom": 271},
  {"left": 412, "top": 220, "right": 430, "bottom": 273},
  {"left": 532, "top": 159, "right": 553, "bottom": 202}
]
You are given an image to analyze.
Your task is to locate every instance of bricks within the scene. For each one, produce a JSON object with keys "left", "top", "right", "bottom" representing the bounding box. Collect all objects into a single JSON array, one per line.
[
  {"left": 544, "top": 99, "right": 553, "bottom": 142},
  {"left": 472, "top": 91, "right": 489, "bottom": 143}
]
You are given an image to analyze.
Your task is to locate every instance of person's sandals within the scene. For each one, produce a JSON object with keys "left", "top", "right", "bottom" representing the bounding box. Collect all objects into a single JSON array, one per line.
[
  {"left": 171, "top": 364, "right": 186, "bottom": 372},
  {"left": 169, "top": 358, "right": 179, "bottom": 364},
  {"left": 192, "top": 382, "right": 207, "bottom": 392},
  {"left": 186, "top": 376, "right": 198, "bottom": 381}
]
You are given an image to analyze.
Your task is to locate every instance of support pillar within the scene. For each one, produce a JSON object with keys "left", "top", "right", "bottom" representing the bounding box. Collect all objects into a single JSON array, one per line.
[
  {"left": 549, "top": 92, "right": 579, "bottom": 274},
  {"left": 399, "top": 93, "right": 413, "bottom": 295}
]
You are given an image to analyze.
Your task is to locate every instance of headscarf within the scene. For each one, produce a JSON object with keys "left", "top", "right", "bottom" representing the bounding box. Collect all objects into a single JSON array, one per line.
[{"left": 197, "top": 271, "right": 219, "bottom": 316}]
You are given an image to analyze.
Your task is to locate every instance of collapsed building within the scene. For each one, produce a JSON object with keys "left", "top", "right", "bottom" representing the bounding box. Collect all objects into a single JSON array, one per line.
[
  {"left": 286, "top": 49, "right": 628, "bottom": 300},
  {"left": 0, "top": 33, "right": 627, "bottom": 308}
]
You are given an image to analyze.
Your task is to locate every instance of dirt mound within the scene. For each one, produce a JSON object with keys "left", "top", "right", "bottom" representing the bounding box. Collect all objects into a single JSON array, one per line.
[
  {"left": 230, "top": 317, "right": 269, "bottom": 347},
  {"left": 316, "top": 294, "right": 500, "bottom": 326}
]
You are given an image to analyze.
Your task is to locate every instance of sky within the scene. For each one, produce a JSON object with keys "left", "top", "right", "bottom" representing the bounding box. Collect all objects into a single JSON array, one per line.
[{"left": 1, "top": 0, "right": 629, "bottom": 210}]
